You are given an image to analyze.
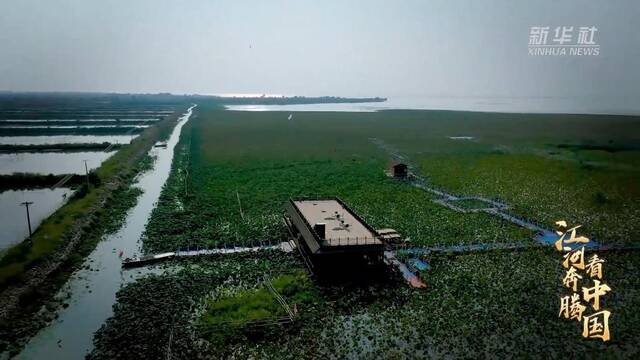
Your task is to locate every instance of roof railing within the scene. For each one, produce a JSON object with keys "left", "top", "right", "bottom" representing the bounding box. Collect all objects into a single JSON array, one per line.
[{"left": 320, "top": 236, "right": 379, "bottom": 247}]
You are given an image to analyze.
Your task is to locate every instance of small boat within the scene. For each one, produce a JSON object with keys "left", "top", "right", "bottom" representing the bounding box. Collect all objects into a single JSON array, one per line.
[
  {"left": 154, "top": 142, "right": 167, "bottom": 148},
  {"left": 122, "top": 252, "right": 175, "bottom": 268}
]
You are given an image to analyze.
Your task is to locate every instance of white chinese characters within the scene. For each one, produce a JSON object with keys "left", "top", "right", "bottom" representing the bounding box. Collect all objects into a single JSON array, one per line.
[{"left": 528, "top": 25, "right": 599, "bottom": 56}]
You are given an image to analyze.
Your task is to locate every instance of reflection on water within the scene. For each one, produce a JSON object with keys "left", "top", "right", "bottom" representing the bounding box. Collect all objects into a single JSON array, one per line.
[
  {"left": 0, "top": 152, "right": 116, "bottom": 175},
  {"left": 224, "top": 96, "right": 640, "bottom": 114},
  {"left": 16, "top": 105, "right": 195, "bottom": 360},
  {"left": 0, "top": 188, "right": 73, "bottom": 252},
  {"left": 225, "top": 103, "right": 380, "bottom": 112},
  {"left": 0, "top": 135, "right": 137, "bottom": 145}
]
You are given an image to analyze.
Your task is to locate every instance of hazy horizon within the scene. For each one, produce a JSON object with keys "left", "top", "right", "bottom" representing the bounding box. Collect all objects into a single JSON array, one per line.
[{"left": 1, "top": 0, "right": 639, "bottom": 113}]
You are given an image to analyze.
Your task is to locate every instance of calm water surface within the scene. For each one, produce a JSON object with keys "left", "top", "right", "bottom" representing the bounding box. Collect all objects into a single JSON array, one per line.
[
  {"left": 15, "top": 105, "right": 195, "bottom": 360},
  {"left": 0, "top": 152, "right": 116, "bottom": 175},
  {"left": 0, "top": 135, "right": 137, "bottom": 145},
  {"left": 0, "top": 188, "right": 73, "bottom": 252},
  {"left": 224, "top": 96, "right": 640, "bottom": 114}
]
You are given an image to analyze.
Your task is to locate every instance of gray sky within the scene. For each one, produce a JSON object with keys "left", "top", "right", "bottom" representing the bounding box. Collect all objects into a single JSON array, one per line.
[{"left": 1, "top": 0, "right": 639, "bottom": 110}]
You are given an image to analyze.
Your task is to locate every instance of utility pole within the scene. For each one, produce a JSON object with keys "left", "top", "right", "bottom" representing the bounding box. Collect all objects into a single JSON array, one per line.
[
  {"left": 236, "top": 190, "right": 245, "bottom": 221},
  {"left": 82, "top": 160, "right": 90, "bottom": 187},
  {"left": 165, "top": 316, "right": 175, "bottom": 360},
  {"left": 20, "top": 201, "right": 34, "bottom": 241}
]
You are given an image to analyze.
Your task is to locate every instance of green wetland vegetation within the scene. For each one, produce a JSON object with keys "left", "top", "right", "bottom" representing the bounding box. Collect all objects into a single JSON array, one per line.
[
  {"left": 88, "top": 105, "right": 640, "bottom": 358},
  {"left": 0, "top": 98, "right": 192, "bottom": 355},
  {"left": 90, "top": 250, "right": 640, "bottom": 359},
  {"left": 0, "top": 110, "right": 179, "bottom": 286},
  {"left": 198, "top": 271, "right": 316, "bottom": 344},
  {"left": 143, "top": 106, "right": 533, "bottom": 253}
]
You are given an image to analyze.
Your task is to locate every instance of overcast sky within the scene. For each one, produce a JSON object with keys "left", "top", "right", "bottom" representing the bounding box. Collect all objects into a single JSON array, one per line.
[{"left": 0, "top": 0, "right": 639, "bottom": 111}]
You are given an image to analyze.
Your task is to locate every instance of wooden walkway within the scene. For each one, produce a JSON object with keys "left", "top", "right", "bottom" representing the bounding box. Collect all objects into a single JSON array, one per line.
[
  {"left": 383, "top": 251, "right": 427, "bottom": 288},
  {"left": 122, "top": 242, "right": 294, "bottom": 268},
  {"left": 369, "top": 138, "right": 570, "bottom": 244}
]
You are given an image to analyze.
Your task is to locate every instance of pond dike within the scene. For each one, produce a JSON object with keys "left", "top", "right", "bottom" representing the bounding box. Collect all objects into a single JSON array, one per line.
[
  {"left": 0, "top": 105, "right": 194, "bottom": 357},
  {"left": 15, "top": 105, "right": 196, "bottom": 359}
]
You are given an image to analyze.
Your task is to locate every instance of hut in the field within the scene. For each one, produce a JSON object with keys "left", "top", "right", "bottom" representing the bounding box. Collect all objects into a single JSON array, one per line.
[{"left": 390, "top": 163, "right": 408, "bottom": 178}]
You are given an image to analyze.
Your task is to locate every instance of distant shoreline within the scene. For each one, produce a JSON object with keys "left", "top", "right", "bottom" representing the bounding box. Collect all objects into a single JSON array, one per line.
[
  {"left": 211, "top": 95, "right": 387, "bottom": 105},
  {"left": 2, "top": 92, "right": 639, "bottom": 116}
]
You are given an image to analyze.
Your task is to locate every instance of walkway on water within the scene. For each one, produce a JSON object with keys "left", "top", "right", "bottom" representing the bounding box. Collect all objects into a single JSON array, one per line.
[
  {"left": 383, "top": 251, "right": 427, "bottom": 288},
  {"left": 400, "top": 242, "right": 540, "bottom": 254},
  {"left": 369, "top": 138, "right": 572, "bottom": 245},
  {"left": 370, "top": 139, "right": 640, "bottom": 253},
  {"left": 123, "top": 241, "right": 430, "bottom": 289},
  {"left": 121, "top": 242, "right": 294, "bottom": 268},
  {"left": 118, "top": 236, "right": 640, "bottom": 297},
  {"left": 123, "top": 241, "right": 535, "bottom": 269}
]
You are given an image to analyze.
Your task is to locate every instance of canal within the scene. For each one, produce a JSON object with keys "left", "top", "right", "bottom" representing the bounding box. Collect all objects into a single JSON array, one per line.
[{"left": 14, "top": 105, "right": 196, "bottom": 359}]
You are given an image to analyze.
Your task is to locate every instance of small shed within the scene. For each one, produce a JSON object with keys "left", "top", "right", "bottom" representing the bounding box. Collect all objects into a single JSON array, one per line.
[
  {"left": 376, "top": 228, "right": 403, "bottom": 244},
  {"left": 391, "top": 163, "right": 408, "bottom": 178}
]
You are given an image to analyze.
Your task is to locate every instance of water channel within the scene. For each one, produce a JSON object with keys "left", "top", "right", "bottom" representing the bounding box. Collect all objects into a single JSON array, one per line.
[{"left": 15, "top": 105, "right": 195, "bottom": 359}]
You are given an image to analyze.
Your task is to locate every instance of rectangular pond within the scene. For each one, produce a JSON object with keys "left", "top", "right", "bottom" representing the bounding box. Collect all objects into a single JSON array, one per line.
[
  {"left": 0, "top": 135, "right": 138, "bottom": 145},
  {"left": 0, "top": 188, "right": 73, "bottom": 252},
  {"left": 0, "top": 151, "right": 116, "bottom": 175},
  {"left": 15, "top": 105, "right": 196, "bottom": 359},
  {"left": 0, "top": 125, "right": 150, "bottom": 129},
  {"left": 0, "top": 119, "right": 159, "bottom": 123}
]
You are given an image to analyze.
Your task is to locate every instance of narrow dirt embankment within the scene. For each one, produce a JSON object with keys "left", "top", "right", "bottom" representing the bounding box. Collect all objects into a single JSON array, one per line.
[{"left": 0, "top": 105, "right": 193, "bottom": 356}]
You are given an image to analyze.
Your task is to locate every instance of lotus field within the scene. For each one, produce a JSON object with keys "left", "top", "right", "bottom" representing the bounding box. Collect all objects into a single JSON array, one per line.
[{"left": 91, "top": 105, "right": 640, "bottom": 358}]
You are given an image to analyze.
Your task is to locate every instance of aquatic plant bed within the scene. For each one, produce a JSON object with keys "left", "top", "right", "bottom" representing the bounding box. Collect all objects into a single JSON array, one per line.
[
  {"left": 363, "top": 112, "right": 640, "bottom": 246},
  {"left": 89, "top": 252, "right": 318, "bottom": 359},
  {"left": 198, "top": 271, "right": 314, "bottom": 344},
  {"left": 142, "top": 106, "right": 532, "bottom": 253},
  {"left": 93, "top": 105, "right": 639, "bottom": 358},
  {"left": 417, "top": 151, "right": 640, "bottom": 246},
  {"left": 89, "top": 249, "right": 640, "bottom": 358}
]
